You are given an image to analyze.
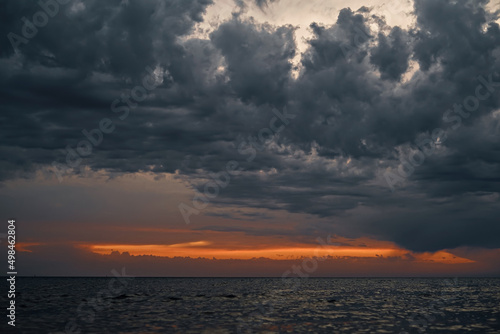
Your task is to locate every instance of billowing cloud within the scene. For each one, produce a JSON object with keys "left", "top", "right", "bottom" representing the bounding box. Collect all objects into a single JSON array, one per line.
[{"left": 0, "top": 0, "right": 499, "bottom": 257}]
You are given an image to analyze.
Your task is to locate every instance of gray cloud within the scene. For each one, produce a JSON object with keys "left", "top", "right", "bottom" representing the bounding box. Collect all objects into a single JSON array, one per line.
[{"left": 1, "top": 0, "right": 499, "bottom": 253}]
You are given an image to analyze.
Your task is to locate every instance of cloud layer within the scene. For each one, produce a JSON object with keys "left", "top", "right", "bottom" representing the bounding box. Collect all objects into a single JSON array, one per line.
[{"left": 1, "top": 0, "right": 500, "bottom": 253}]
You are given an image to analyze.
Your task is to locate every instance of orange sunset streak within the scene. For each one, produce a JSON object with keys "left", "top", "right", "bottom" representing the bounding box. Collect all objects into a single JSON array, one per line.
[
  {"left": 84, "top": 243, "right": 474, "bottom": 264},
  {"left": 16, "top": 242, "right": 43, "bottom": 252}
]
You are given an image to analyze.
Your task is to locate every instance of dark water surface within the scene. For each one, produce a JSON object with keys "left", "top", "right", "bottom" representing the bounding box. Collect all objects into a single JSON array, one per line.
[{"left": 1, "top": 277, "right": 499, "bottom": 333}]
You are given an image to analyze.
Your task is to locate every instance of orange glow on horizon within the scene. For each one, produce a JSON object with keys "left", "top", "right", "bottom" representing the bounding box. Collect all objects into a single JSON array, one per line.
[
  {"left": 16, "top": 242, "right": 42, "bottom": 252},
  {"left": 83, "top": 243, "right": 475, "bottom": 264}
]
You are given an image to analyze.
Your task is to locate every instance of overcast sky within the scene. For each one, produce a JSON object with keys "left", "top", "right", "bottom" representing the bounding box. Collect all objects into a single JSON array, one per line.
[{"left": 1, "top": 0, "right": 500, "bottom": 276}]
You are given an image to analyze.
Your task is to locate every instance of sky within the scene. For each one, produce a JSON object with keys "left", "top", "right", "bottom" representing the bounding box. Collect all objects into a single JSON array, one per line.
[{"left": 1, "top": 0, "right": 500, "bottom": 277}]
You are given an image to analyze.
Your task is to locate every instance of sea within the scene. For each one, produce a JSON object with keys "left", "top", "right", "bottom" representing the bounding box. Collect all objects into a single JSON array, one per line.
[{"left": 0, "top": 277, "right": 499, "bottom": 333}]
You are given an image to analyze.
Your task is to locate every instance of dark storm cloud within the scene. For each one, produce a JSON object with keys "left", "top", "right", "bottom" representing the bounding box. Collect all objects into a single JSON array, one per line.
[
  {"left": 210, "top": 19, "right": 295, "bottom": 107},
  {"left": 370, "top": 26, "right": 411, "bottom": 81},
  {"left": 1, "top": 0, "right": 500, "bottom": 252}
]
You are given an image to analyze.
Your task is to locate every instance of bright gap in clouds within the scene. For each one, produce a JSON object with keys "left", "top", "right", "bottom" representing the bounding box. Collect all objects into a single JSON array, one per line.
[{"left": 189, "top": 0, "right": 415, "bottom": 77}]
